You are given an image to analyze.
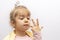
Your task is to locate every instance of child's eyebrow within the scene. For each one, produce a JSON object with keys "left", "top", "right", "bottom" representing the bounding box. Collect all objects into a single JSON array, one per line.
[
  {"left": 28, "top": 13, "right": 30, "bottom": 16},
  {"left": 18, "top": 13, "right": 30, "bottom": 17},
  {"left": 19, "top": 15, "right": 24, "bottom": 17},
  {"left": 27, "top": 13, "right": 30, "bottom": 16}
]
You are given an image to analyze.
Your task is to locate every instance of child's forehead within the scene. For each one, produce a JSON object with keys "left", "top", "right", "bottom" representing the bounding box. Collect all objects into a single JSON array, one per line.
[{"left": 16, "top": 8, "right": 30, "bottom": 16}]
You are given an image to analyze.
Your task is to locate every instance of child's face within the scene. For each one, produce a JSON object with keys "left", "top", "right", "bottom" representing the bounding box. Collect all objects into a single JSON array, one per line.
[{"left": 14, "top": 8, "right": 31, "bottom": 31}]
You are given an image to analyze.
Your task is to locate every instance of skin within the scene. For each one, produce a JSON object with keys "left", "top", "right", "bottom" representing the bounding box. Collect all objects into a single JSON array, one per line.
[{"left": 10, "top": 8, "right": 42, "bottom": 37}]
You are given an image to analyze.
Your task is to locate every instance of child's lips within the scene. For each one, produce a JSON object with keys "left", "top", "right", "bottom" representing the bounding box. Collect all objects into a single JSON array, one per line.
[{"left": 24, "top": 24, "right": 29, "bottom": 27}]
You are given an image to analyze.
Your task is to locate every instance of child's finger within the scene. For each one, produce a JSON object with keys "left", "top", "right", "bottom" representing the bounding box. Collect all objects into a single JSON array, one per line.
[
  {"left": 31, "top": 27, "right": 36, "bottom": 33},
  {"left": 30, "top": 26, "right": 36, "bottom": 31},
  {"left": 41, "top": 26, "right": 43, "bottom": 29},
  {"left": 36, "top": 18, "right": 39, "bottom": 26},
  {"left": 32, "top": 19, "right": 36, "bottom": 26},
  {"left": 40, "top": 26, "right": 43, "bottom": 31}
]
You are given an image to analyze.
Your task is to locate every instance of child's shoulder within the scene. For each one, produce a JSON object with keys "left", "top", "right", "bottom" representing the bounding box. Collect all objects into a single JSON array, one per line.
[
  {"left": 3, "top": 34, "right": 10, "bottom": 40},
  {"left": 3, "top": 31, "right": 15, "bottom": 40}
]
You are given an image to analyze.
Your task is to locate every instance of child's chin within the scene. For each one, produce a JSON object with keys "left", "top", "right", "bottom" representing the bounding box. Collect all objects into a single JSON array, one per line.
[
  {"left": 24, "top": 28, "right": 29, "bottom": 30},
  {"left": 24, "top": 28, "right": 29, "bottom": 31}
]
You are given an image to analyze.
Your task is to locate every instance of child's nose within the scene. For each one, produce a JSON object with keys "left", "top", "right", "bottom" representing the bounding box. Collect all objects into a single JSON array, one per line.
[{"left": 24, "top": 18, "right": 28, "bottom": 23}]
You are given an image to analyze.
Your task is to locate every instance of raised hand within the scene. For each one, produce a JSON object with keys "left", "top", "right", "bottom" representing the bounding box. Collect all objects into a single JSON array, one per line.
[
  {"left": 31, "top": 18, "right": 43, "bottom": 32},
  {"left": 31, "top": 18, "right": 43, "bottom": 40}
]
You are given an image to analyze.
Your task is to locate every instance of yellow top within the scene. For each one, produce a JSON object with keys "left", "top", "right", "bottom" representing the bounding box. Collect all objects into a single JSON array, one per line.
[{"left": 3, "top": 30, "right": 33, "bottom": 40}]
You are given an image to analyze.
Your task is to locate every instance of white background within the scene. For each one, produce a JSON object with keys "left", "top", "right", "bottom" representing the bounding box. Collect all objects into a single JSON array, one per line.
[{"left": 0, "top": 0, "right": 60, "bottom": 40}]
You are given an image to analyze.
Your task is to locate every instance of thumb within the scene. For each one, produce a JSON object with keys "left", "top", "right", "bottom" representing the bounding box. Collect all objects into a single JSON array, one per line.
[{"left": 30, "top": 26, "right": 36, "bottom": 33}]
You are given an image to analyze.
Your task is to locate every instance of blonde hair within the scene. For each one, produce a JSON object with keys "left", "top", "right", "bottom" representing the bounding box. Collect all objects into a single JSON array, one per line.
[{"left": 10, "top": 5, "right": 29, "bottom": 22}]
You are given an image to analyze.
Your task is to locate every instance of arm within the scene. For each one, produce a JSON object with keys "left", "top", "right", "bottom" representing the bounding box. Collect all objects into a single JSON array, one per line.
[
  {"left": 33, "top": 31, "right": 42, "bottom": 40},
  {"left": 31, "top": 18, "right": 42, "bottom": 40}
]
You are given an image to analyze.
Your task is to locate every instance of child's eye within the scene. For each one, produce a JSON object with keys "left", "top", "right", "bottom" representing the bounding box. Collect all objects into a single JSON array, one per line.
[
  {"left": 27, "top": 17, "right": 30, "bottom": 20},
  {"left": 19, "top": 17, "right": 24, "bottom": 20}
]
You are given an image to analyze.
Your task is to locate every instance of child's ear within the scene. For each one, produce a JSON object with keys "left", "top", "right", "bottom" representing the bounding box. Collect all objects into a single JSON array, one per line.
[{"left": 10, "top": 20, "right": 15, "bottom": 28}]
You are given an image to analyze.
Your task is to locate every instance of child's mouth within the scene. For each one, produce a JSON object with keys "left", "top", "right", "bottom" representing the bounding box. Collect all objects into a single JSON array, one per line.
[
  {"left": 23, "top": 24, "right": 29, "bottom": 29},
  {"left": 24, "top": 24, "right": 29, "bottom": 27}
]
